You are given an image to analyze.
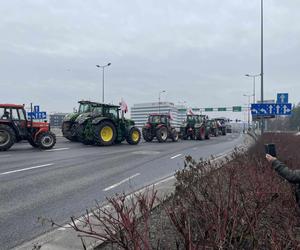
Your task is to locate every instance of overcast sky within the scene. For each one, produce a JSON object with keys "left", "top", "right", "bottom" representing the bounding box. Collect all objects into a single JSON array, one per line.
[{"left": 0, "top": 0, "right": 299, "bottom": 120}]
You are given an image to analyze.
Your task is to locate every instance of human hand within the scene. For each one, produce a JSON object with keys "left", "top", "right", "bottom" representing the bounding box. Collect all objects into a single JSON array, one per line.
[{"left": 266, "top": 154, "right": 277, "bottom": 163}]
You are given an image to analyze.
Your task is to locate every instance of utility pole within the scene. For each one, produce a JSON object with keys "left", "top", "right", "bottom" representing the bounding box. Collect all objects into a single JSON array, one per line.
[{"left": 260, "top": 0, "right": 264, "bottom": 134}]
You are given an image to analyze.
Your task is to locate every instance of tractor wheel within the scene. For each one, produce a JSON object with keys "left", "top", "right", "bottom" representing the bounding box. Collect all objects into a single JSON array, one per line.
[
  {"left": 68, "top": 124, "right": 79, "bottom": 142},
  {"left": 156, "top": 126, "right": 168, "bottom": 143},
  {"left": 222, "top": 128, "right": 227, "bottom": 136},
  {"left": 36, "top": 131, "right": 56, "bottom": 150},
  {"left": 76, "top": 124, "right": 85, "bottom": 142},
  {"left": 126, "top": 127, "right": 141, "bottom": 145},
  {"left": 0, "top": 124, "right": 15, "bottom": 151},
  {"left": 171, "top": 129, "right": 179, "bottom": 142},
  {"left": 142, "top": 128, "right": 153, "bottom": 142},
  {"left": 196, "top": 127, "right": 205, "bottom": 140},
  {"left": 28, "top": 138, "right": 39, "bottom": 148},
  {"left": 94, "top": 121, "right": 116, "bottom": 146},
  {"left": 205, "top": 131, "right": 210, "bottom": 140},
  {"left": 214, "top": 129, "right": 219, "bottom": 137}
]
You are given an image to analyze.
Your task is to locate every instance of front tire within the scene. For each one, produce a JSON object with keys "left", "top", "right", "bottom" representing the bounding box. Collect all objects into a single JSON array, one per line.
[
  {"left": 142, "top": 128, "right": 154, "bottom": 142},
  {"left": 94, "top": 121, "right": 116, "bottom": 146},
  {"left": 0, "top": 124, "right": 15, "bottom": 151},
  {"left": 171, "top": 129, "right": 179, "bottom": 142},
  {"left": 37, "top": 131, "right": 56, "bottom": 150},
  {"left": 126, "top": 127, "right": 141, "bottom": 145}
]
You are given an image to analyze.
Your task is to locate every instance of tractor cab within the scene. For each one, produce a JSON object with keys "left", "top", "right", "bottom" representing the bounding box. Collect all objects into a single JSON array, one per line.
[{"left": 0, "top": 104, "right": 56, "bottom": 151}]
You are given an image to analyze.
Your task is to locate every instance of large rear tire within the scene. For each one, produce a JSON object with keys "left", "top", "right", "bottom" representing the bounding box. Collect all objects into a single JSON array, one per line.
[
  {"left": 37, "top": 131, "right": 56, "bottom": 150},
  {"left": 94, "top": 121, "right": 116, "bottom": 146},
  {"left": 171, "top": 129, "right": 179, "bottom": 142},
  {"left": 196, "top": 127, "right": 205, "bottom": 140},
  {"left": 126, "top": 127, "right": 141, "bottom": 145},
  {"left": 142, "top": 128, "right": 154, "bottom": 142},
  {"left": 0, "top": 124, "right": 15, "bottom": 151},
  {"left": 156, "top": 126, "right": 168, "bottom": 143}
]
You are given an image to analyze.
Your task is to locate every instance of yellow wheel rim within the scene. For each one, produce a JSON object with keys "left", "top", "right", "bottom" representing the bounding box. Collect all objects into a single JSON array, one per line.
[
  {"left": 100, "top": 126, "right": 113, "bottom": 142},
  {"left": 132, "top": 130, "right": 140, "bottom": 142}
]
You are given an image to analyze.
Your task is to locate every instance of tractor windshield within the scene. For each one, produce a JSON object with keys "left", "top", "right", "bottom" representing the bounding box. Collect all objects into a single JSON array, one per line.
[
  {"left": 149, "top": 115, "right": 161, "bottom": 123},
  {"left": 78, "top": 103, "right": 91, "bottom": 113},
  {"left": 187, "top": 115, "right": 202, "bottom": 123}
]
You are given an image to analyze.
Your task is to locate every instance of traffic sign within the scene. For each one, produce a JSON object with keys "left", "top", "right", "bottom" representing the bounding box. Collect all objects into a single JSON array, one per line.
[
  {"left": 27, "top": 105, "right": 47, "bottom": 120},
  {"left": 277, "top": 93, "right": 288, "bottom": 104},
  {"left": 205, "top": 108, "right": 213, "bottom": 112},
  {"left": 232, "top": 106, "right": 242, "bottom": 112},
  {"left": 251, "top": 103, "right": 292, "bottom": 116},
  {"left": 218, "top": 107, "right": 226, "bottom": 111}
]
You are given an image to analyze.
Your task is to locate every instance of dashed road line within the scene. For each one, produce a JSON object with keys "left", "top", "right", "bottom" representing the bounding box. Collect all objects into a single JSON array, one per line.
[
  {"left": 103, "top": 173, "right": 141, "bottom": 191},
  {"left": 170, "top": 154, "right": 182, "bottom": 159},
  {"left": 46, "top": 148, "right": 70, "bottom": 152},
  {"left": 0, "top": 163, "right": 54, "bottom": 176}
]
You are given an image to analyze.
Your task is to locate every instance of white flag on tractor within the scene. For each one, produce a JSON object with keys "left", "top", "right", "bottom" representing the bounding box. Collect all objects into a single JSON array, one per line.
[
  {"left": 187, "top": 108, "right": 194, "bottom": 115},
  {"left": 119, "top": 98, "right": 128, "bottom": 113}
]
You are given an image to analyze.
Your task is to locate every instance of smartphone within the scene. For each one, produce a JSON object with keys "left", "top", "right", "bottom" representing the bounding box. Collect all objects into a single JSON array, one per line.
[{"left": 265, "top": 144, "right": 277, "bottom": 157}]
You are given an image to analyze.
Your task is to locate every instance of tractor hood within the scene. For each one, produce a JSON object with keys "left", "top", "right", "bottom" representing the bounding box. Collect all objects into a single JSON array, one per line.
[
  {"left": 124, "top": 118, "right": 135, "bottom": 126},
  {"left": 63, "top": 113, "right": 79, "bottom": 122},
  {"left": 75, "top": 112, "right": 92, "bottom": 125}
]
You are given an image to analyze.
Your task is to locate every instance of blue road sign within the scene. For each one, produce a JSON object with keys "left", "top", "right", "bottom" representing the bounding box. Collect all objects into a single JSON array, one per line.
[
  {"left": 27, "top": 105, "right": 47, "bottom": 120},
  {"left": 277, "top": 93, "right": 288, "bottom": 104},
  {"left": 251, "top": 103, "right": 292, "bottom": 116}
]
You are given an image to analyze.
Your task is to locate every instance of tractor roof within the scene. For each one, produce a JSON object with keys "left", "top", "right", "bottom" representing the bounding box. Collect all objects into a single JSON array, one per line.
[
  {"left": 78, "top": 100, "right": 119, "bottom": 108},
  {"left": 0, "top": 104, "right": 24, "bottom": 108}
]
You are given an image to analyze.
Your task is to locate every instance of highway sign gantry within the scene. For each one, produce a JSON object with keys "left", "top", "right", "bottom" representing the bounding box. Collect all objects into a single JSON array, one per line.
[{"left": 251, "top": 103, "right": 292, "bottom": 116}]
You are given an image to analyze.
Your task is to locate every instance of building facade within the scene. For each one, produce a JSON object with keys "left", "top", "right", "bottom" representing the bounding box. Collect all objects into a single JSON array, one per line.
[
  {"left": 131, "top": 102, "right": 182, "bottom": 128},
  {"left": 49, "top": 113, "right": 68, "bottom": 127}
]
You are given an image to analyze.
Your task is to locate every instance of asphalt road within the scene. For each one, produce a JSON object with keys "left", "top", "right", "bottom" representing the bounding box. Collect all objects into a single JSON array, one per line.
[{"left": 0, "top": 133, "right": 243, "bottom": 250}]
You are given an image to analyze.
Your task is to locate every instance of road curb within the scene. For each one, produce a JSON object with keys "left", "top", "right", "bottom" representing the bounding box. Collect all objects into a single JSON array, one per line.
[{"left": 14, "top": 134, "right": 254, "bottom": 250}]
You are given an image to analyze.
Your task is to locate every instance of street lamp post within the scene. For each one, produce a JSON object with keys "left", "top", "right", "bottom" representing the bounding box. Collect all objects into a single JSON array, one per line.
[
  {"left": 245, "top": 74, "right": 260, "bottom": 103},
  {"left": 243, "top": 94, "right": 253, "bottom": 129},
  {"left": 158, "top": 90, "right": 166, "bottom": 114},
  {"left": 260, "top": 0, "right": 264, "bottom": 134},
  {"left": 96, "top": 63, "right": 111, "bottom": 103}
]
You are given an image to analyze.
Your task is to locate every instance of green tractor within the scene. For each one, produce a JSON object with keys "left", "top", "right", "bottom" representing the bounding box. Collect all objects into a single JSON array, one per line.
[
  {"left": 62, "top": 100, "right": 102, "bottom": 141},
  {"left": 180, "top": 114, "right": 210, "bottom": 140},
  {"left": 142, "top": 113, "right": 179, "bottom": 143},
  {"left": 72, "top": 103, "right": 141, "bottom": 146}
]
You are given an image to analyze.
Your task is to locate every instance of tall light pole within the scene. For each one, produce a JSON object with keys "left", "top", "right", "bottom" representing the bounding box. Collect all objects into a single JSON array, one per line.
[
  {"left": 245, "top": 74, "right": 260, "bottom": 103},
  {"left": 96, "top": 63, "right": 111, "bottom": 103},
  {"left": 158, "top": 90, "right": 166, "bottom": 114},
  {"left": 243, "top": 94, "right": 253, "bottom": 129},
  {"left": 260, "top": 0, "right": 264, "bottom": 134}
]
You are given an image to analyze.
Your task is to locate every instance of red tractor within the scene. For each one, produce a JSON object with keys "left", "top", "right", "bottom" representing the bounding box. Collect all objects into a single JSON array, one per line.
[{"left": 0, "top": 104, "right": 56, "bottom": 151}]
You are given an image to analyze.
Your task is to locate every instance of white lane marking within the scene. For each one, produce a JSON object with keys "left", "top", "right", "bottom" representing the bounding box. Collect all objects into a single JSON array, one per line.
[
  {"left": 170, "top": 154, "right": 182, "bottom": 159},
  {"left": 154, "top": 176, "right": 175, "bottom": 186},
  {"left": 0, "top": 163, "right": 54, "bottom": 176},
  {"left": 46, "top": 148, "right": 70, "bottom": 152},
  {"left": 103, "top": 173, "right": 140, "bottom": 192}
]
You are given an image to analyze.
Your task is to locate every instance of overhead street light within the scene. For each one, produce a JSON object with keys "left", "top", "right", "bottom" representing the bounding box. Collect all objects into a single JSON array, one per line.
[
  {"left": 96, "top": 63, "right": 111, "bottom": 103},
  {"left": 245, "top": 74, "right": 260, "bottom": 104},
  {"left": 158, "top": 90, "right": 166, "bottom": 114}
]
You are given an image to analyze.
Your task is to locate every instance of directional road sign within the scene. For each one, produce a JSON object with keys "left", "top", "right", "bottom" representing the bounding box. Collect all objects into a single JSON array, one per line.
[
  {"left": 205, "top": 108, "right": 213, "bottom": 112},
  {"left": 27, "top": 105, "right": 47, "bottom": 120},
  {"left": 232, "top": 106, "right": 242, "bottom": 112},
  {"left": 218, "top": 107, "right": 226, "bottom": 111},
  {"left": 251, "top": 103, "right": 292, "bottom": 116},
  {"left": 277, "top": 93, "right": 288, "bottom": 104}
]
